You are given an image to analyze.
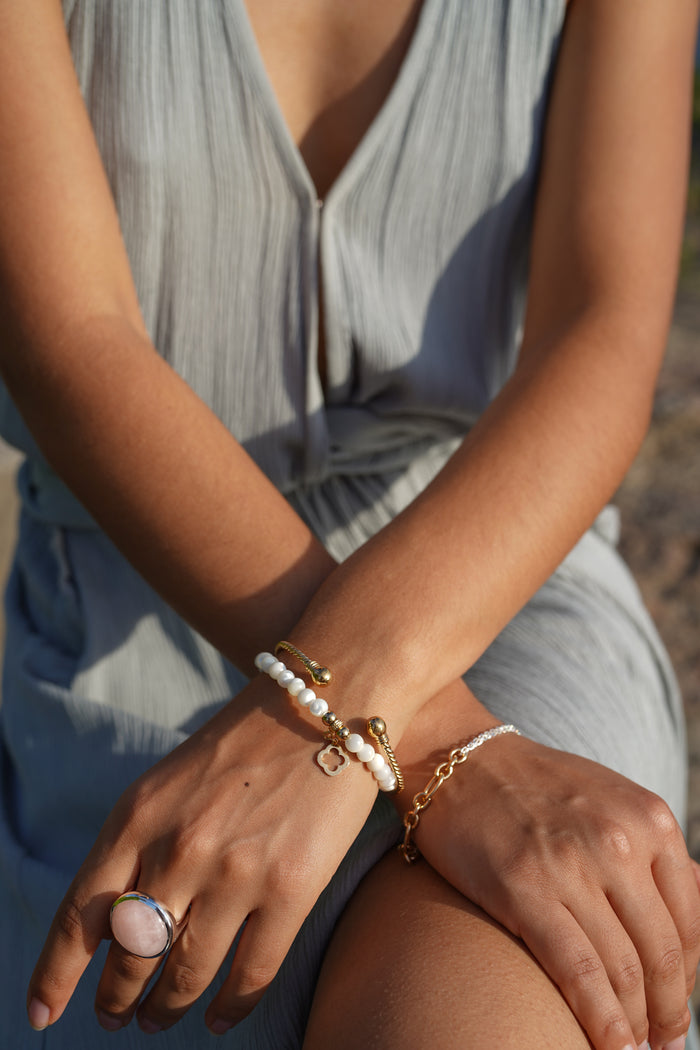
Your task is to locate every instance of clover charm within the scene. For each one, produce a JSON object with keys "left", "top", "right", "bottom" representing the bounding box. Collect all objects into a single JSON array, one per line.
[{"left": 316, "top": 744, "right": 350, "bottom": 777}]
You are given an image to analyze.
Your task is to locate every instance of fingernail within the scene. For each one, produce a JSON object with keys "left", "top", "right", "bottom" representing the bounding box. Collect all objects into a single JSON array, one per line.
[
  {"left": 209, "top": 1018, "right": 234, "bottom": 1035},
  {"left": 27, "top": 998, "right": 50, "bottom": 1031},
  {"left": 138, "top": 1016, "right": 163, "bottom": 1034},
  {"left": 662, "top": 1039, "right": 686, "bottom": 1050},
  {"left": 97, "top": 1011, "right": 123, "bottom": 1031},
  {"left": 637, "top": 1043, "right": 650, "bottom": 1050}
]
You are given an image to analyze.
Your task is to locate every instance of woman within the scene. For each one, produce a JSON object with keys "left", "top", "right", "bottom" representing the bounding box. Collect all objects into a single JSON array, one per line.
[{"left": 0, "top": 0, "right": 699, "bottom": 1047}]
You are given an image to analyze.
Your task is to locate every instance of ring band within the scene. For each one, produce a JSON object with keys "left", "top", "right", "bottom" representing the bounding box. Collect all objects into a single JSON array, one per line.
[{"left": 110, "top": 892, "right": 176, "bottom": 959}]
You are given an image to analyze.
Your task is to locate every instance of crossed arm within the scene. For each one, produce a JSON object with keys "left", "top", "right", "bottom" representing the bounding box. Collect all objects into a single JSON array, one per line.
[{"left": 1, "top": 2, "right": 700, "bottom": 1048}]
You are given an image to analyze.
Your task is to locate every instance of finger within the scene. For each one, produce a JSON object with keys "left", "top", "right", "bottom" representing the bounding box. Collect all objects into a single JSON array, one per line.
[
  {"left": 608, "top": 878, "right": 690, "bottom": 1050},
  {"left": 95, "top": 882, "right": 193, "bottom": 1032},
  {"left": 95, "top": 941, "right": 164, "bottom": 1032},
  {"left": 204, "top": 908, "right": 302, "bottom": 1035},
  {"left": 27, "top": 855, "right": 137, "bottom": 1032},
  {"left": 567, "top": 891, "right": 649, "bottom": 1048},
  {"left": 135, "top": 894, "right": 246, "bottom": 1034},
  {"left": 652, "top": 839, "right": 700, "bottom": 995},
  {"left": 521, "top": 900, "right": 637, "bottom": 1050}
]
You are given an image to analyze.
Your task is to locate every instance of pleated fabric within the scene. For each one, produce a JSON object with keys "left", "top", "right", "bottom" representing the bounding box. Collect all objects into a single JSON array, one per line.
[{"left": 0, "top": 1, "right": 696, "bottom": 1047}]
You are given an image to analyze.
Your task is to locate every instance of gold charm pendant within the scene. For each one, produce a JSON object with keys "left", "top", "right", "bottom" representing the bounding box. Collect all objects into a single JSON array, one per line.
[{"left": 316, "top": 744, "right": 350, "bottom": 777}]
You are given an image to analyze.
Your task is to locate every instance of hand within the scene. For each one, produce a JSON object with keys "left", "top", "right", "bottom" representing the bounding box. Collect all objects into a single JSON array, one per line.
[
  {"left": 26, "top": 676, "right": 378, "bottom": 1035},
  {"left": 410, "top": 733, "right": 700, "bottom": 1050}
]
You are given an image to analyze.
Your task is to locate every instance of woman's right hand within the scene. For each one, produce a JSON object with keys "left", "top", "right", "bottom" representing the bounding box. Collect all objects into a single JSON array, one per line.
[
  {"left": 26, "top": 673, "right": 380, "bottom": 1036},
  {"left": 404, "top": 720, "right": 700, "bottom": 1050}
]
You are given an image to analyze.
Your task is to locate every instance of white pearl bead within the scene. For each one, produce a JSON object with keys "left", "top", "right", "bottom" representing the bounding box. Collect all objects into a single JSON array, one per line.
[
  {"left": 357, "top": 743, "right": 375, "bottom": 764},
  {"left": 277, "top": 669, "right": 295, "bottom": 687},
  {"left": 367, "top": 754, "right": 386, "bottom": 775},
  {"left": 287, "top": 677, "right": 306, "bottom": 696},
  {"left": 375, "top": 764, "right": 394, "bottom": 783},
  {"left": 267, "top": 660, "right": 286, "bottom": 680},
  {"left": 378, "top": 775, "right": 397, "bottom": 793},
  {"left": 297, "top": 688, "right": 316, "bottom": 707},
  {"left": 309, "top": 698, "right": 329, "bottom": 718},
  {"left": 254, "top": 652, "right": 274, "bottom": 670},
  {"left": 345, "top": 733, "right": 365, "bottom": 754}
]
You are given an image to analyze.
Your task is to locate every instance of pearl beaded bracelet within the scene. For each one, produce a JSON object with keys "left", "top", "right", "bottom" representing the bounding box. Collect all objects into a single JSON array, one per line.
[{"left": 254, "top": 650, "right": 402, "bottom": 793}]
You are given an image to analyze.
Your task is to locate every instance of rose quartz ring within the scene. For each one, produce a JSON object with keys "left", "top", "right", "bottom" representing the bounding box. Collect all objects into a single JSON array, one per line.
[{"left": 110, "top": 892, "right": 175, "bottom": 958}]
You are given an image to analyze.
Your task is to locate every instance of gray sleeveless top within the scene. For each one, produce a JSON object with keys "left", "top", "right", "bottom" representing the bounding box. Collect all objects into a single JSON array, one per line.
[{"left": 0, "top": 0, "right": 566, "bottom": 523}]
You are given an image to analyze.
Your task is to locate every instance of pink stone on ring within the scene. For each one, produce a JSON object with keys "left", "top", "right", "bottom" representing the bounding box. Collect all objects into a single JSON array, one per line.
[{"left": 110, "top": 892, "right": 175, "bottom": 958}]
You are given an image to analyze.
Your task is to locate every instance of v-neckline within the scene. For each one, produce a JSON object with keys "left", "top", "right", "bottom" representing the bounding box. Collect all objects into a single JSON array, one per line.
[{"left": 233, "top": 0, "right": 440, "bottom": 209}]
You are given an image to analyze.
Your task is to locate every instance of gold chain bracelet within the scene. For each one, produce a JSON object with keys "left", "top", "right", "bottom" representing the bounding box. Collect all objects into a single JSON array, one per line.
[{"left": 399, "top": 724, "right": 520, "bottom": 864}]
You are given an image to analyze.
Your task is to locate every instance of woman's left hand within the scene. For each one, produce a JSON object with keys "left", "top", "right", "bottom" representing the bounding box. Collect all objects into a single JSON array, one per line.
[{"left": 406, "top": 726, "right": 700, "bottom": 1050}]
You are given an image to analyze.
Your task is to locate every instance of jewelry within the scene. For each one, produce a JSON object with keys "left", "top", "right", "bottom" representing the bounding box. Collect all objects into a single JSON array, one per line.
[
  {"left": 110, "top": 892, "right": 178, "bottom": 958},
  {"left": 275, "top": 641, "right": 332, "bottom": 686},
  {"left": 316, "top": 743, "right": 350, "bottom": 776},
  {"left": 399, "top": 724, "right": 520, "bottom": 864},
  {"left": 367, "top": 717, "right": 404, "bottom": 792},
  {"left": 255, "top": 650, "right": 403, "bottom": 792}
]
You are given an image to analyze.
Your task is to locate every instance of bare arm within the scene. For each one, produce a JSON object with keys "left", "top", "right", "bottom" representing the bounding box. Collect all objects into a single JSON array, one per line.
[
  {"left": 287, "top": 0, "right": 698, "bottom": 727},
  {"left": 0, "top": 0, "right": 335, "bottom": 665}
]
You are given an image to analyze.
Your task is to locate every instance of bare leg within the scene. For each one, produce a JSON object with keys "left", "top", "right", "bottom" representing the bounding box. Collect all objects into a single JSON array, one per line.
[{"left": 303, "top": 849, "right": 592, "bottom": 1050}]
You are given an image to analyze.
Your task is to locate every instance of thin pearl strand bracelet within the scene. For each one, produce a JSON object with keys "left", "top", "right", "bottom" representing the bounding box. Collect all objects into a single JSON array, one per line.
[{"left": 254, "top": 651, "right": 401, "bottom": 792}]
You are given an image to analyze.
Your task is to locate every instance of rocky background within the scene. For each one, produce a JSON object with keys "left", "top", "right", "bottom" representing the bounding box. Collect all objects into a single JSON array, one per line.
[
  {"left": 615, "top": 78, "right": 700, "bottom": 861},
  {"left": 616, "top": 295, "right": 700, "bottom": 859}
]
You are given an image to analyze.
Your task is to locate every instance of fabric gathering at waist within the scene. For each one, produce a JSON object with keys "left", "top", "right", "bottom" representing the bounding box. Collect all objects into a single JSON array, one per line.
[{"left": 5, "top": 427, "right": 626, "bottom": 603}]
